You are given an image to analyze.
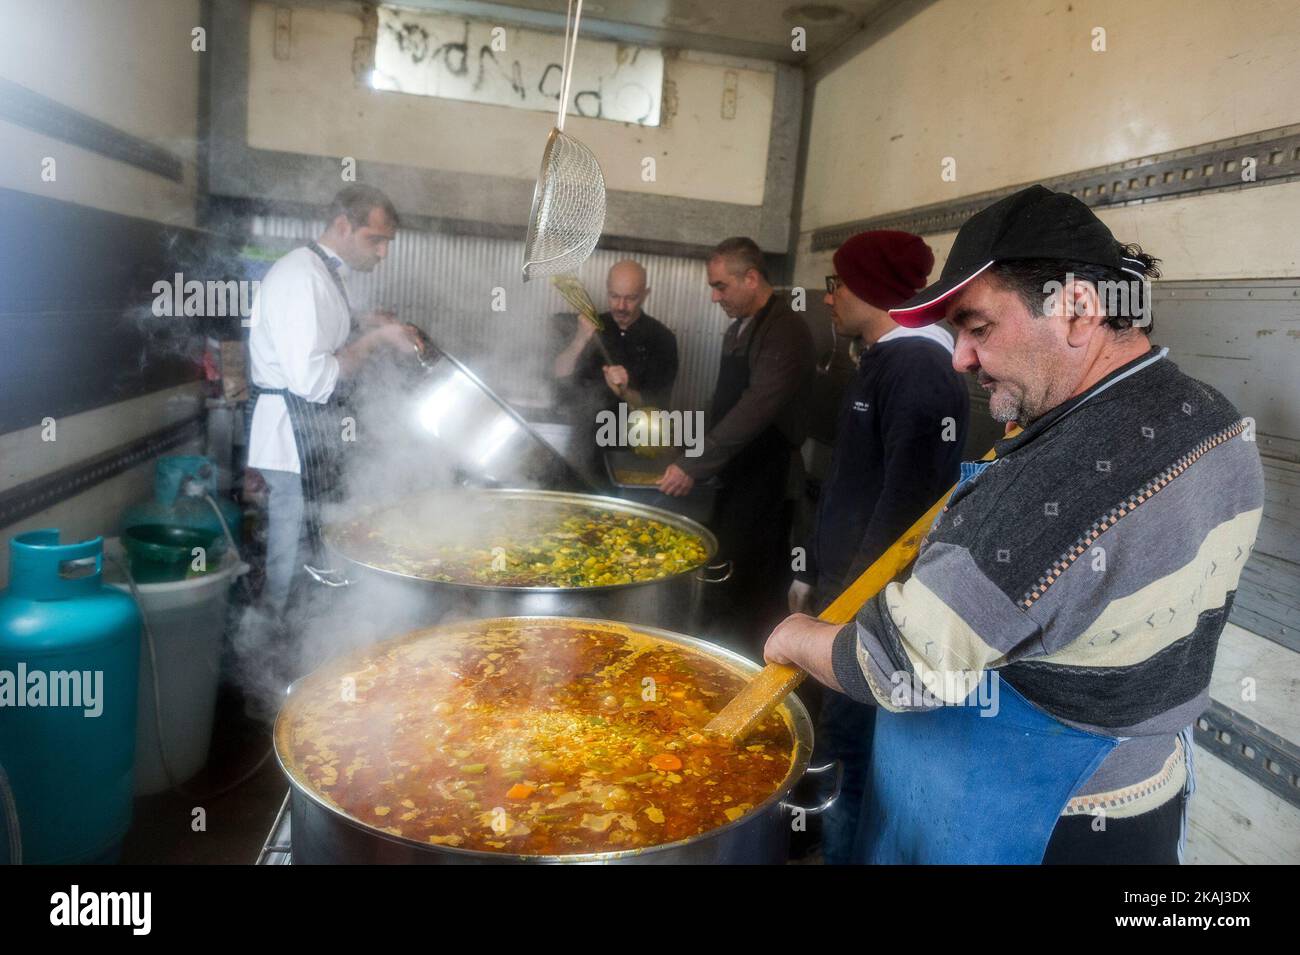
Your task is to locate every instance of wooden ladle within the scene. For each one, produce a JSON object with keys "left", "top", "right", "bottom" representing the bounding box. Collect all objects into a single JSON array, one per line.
[{"left": 704, "top": 435, "right": 1012, "bottom": 742}]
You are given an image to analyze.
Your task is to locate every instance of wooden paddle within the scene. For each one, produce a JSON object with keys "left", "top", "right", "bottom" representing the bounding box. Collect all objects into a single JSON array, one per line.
[{"left": 704, "top": 433, "right": 1016, "bottom": 742}]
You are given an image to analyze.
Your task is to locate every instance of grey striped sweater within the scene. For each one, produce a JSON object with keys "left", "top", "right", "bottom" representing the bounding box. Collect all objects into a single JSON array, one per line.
[{"left": 831, "top": 346, "right": 1265, "bottom": 814}]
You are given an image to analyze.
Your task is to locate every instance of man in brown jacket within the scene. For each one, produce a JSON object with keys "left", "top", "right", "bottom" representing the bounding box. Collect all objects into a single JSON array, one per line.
[{"left": 660, "top": 237, "right": 815, "bottom": 651}]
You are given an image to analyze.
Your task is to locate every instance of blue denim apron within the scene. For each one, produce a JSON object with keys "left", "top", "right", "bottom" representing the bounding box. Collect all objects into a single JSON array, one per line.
[{"left": 855, "top": 670, "right": 1117, "bottom": 864}]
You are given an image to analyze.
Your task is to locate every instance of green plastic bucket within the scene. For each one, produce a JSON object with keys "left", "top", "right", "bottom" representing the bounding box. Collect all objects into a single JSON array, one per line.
[{"left": 122, "top": 525, "right": 222, "bottom": 584}]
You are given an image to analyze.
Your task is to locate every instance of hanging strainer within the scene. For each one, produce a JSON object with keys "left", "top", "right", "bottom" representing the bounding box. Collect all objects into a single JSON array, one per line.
[{"left": 521, "top": 0, "right": 606, "bottom": 281}]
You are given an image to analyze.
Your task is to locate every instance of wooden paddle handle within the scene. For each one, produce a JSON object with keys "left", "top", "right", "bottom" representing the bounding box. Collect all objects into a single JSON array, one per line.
[
  {"left": 704, "top": 433, "right": 1016, "bottom": 742},
  {"left": 591, "top": 330, "right": 615, "bottom": 366},
  {"left": 583, "top": 321, "right": 642, "bottom": 408},
  {"left": 701, "top": 503, "right": 942, "bottom": 741}
]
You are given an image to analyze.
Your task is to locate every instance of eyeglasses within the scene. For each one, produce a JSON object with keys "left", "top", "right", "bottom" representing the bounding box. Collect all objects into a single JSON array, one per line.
[{"left": 825, "top": 275, "right": 842, "bottom": 294}]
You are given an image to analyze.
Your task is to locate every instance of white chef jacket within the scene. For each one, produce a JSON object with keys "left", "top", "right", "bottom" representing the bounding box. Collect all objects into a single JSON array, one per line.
[{"left": 246, "top": 243, "right": 352, "bottom": 474}]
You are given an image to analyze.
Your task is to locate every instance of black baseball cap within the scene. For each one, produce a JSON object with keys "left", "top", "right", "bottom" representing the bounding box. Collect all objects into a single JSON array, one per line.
[{"left": 889, "top": 185, "right": 1124, "bottom": 327}]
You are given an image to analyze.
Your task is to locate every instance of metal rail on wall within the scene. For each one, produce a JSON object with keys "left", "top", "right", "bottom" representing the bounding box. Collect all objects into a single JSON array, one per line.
[
  {"left": 811, "top": 123, "right": 1300, "bottom": 249},
  {"left": 0, "top": 416, "right": 205, "bottom": 531},
  {"left": 1195, "top": 701, "right": 1300, "bottom": 811}
]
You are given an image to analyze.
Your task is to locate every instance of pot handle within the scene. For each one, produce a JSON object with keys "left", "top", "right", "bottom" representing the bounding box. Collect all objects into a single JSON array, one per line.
[
  {"left": 697, "top": 560, "right": 733, "bottom": 584},
  {"left": 780, "top": 759, "right": 843, "bottom": 816},
  {"left": 303, "top": 563, "right": 352, "bottom": 588}
]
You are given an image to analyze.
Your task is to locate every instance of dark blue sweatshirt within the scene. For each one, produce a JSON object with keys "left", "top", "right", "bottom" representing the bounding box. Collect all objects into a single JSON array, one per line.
[{"left": 800, "top": 332, "right": 969, "bottom": 599}]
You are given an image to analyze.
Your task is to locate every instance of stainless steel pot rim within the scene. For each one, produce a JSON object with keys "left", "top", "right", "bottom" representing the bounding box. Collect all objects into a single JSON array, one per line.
[
  {"left": 324, "top": 488, "right": 721, "bottom": 595},
  {"left": 274, "top": 614, "right": 813, "bottom": 864}
]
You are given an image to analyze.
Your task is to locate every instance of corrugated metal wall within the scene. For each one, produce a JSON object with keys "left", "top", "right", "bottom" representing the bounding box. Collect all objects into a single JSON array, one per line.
[
  {"left": 1146, "top": 279, "right": 1300, "bottom": 654},
  {"left": 250, "top": 216, "right": 725, "bottom": 414}
]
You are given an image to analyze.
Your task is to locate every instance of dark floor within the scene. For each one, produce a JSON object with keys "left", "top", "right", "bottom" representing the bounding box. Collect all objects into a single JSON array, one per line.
[{"left": 119, "top": 682, "right": 288, "bottom": 864}]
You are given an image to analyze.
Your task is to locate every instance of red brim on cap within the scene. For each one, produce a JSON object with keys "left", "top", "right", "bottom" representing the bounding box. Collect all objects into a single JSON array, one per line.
[{"left": 888, "top": 260, "right": 995, "bottom": 327}]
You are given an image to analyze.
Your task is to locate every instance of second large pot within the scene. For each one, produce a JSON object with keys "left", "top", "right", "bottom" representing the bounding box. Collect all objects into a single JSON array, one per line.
[{"left": 313, "top": 488, "right": 731, "bottom": 633}]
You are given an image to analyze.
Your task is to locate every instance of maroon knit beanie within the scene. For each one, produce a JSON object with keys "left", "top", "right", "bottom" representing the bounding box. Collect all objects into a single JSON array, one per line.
[{"left": 832, "top": 230, "right": 935, "bottom": 310}]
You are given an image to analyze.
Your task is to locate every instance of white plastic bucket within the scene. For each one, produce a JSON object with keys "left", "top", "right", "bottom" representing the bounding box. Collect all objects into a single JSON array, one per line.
[{"left": 105, "top": 541, "right": 248, "bottom": 795}]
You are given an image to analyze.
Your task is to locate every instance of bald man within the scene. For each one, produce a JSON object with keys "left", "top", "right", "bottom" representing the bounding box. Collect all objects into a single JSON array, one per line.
[{"left": 554, "top": 260, "right": 679, "bottom": 410}]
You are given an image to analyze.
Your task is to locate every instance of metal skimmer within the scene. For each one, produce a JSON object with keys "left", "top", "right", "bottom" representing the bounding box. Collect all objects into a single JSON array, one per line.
[{"left": 521, "top": 0, "right": 606, "bottom": 281}]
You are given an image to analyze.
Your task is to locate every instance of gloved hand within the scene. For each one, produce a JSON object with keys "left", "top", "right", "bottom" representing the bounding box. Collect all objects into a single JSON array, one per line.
[{"left": 788, "top": 579, "right": 813, "bottom": 614}]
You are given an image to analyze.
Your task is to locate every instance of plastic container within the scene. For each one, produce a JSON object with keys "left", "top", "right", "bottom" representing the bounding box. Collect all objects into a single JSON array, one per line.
[
  {"left": 104, "top": 543, "right": 247, "bottom": 795},
  {"left": 122, "top": 524, "right": 221, "bottom": 583},
  {"left": 0, "top": 530, "right": 140, "bottom": 864}
]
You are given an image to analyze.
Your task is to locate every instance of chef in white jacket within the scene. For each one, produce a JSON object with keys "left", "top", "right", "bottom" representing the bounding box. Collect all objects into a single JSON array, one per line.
[{"left": 246, "top": 184, "right": 422, "bottom": 616}]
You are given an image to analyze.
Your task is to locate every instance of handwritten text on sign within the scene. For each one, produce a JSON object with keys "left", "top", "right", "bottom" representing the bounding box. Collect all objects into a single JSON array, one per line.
[{"left": 373, "top": 6, "right": 663, "bottom": 126}]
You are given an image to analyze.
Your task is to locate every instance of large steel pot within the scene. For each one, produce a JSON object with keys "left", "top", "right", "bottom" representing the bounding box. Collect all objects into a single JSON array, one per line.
[
  {"left": 311, "top": 488, "right": 731, "bottom": 633},
  {"left": 406, "top": 340, "right": 591, "bottom": 491},
  {"left": 275, "top": 616, "right": 840, "bottom": 864}
]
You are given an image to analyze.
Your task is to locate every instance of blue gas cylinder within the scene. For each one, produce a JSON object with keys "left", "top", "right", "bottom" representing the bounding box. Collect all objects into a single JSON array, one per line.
[
  {"left": 121, "top": 455, "right": 241, "bottom": 555},
  {"left": 0, "top": 530, "right": 141, "bottom": 863}
]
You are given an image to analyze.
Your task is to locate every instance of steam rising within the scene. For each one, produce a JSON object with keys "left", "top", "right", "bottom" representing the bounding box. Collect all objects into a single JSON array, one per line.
[
  {"left": 128, "top": 201, "right": 635, "bottom": 721},
  {"left": 223, "top": 264, "right": 614, "bottom": 721}
]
